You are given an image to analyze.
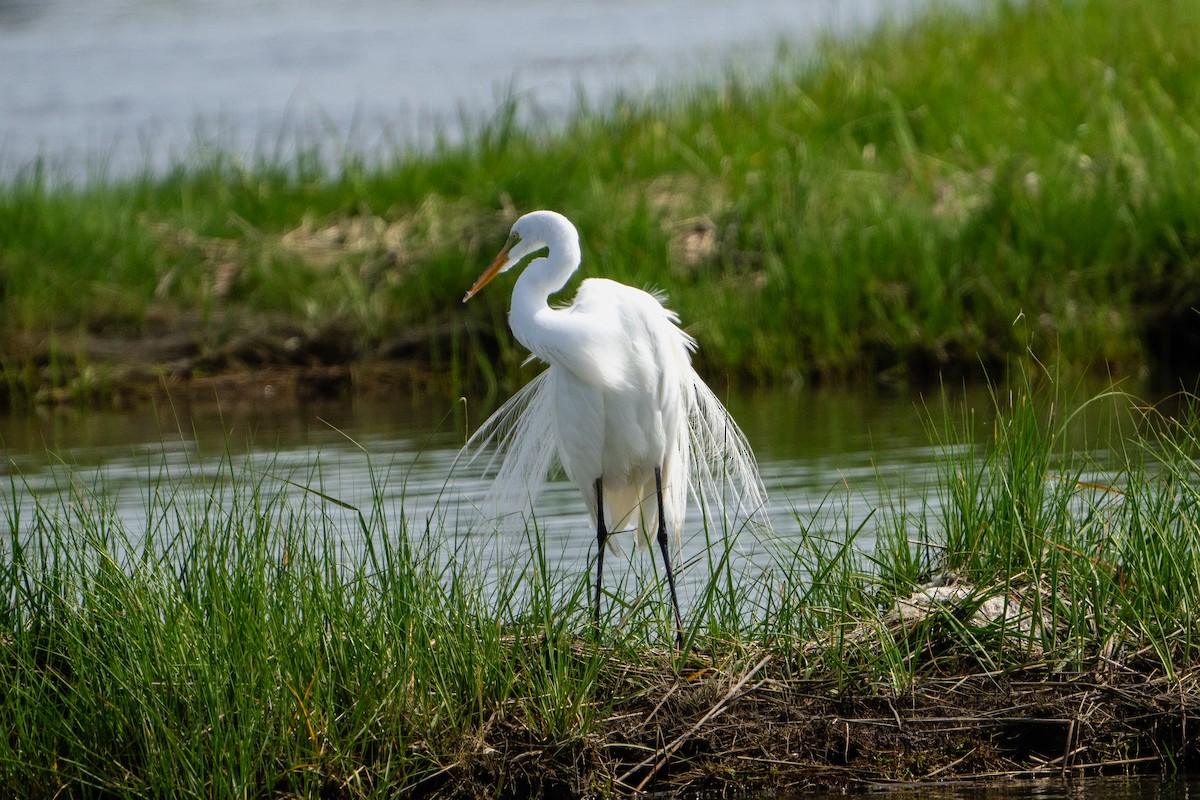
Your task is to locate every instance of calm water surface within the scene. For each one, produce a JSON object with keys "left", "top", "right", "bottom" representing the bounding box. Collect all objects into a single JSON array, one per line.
[
  {"left": 1, "top": 0, "right": 949, "bottom": 178},
  {"left": 1, "top": 387, "right": 960, "bottom": 588},
  {"left": 0, "top": 384, "right": 1128, "bottom": 608},
  {"left": 830, "top": 775, "right": 1200, "bottom": 800}
]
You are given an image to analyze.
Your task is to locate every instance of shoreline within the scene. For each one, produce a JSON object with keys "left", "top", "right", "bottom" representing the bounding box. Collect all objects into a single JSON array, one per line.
[
  {"left": 6, "top": 0, "right": 1200, "bottom": 791},
  {"left": 436, "top": 649, "right": 1193, "bottom": 796},
  {"left": 5, "top": 0, "right": 1200, "bottom": 406},
  {"left": 5, "top": 374, "right": 1200, "bottom": 796}
]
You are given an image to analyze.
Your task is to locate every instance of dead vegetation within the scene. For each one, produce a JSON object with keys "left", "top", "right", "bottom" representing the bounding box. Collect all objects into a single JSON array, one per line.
[
  {"left": 409, "top": 642, "right": 1198, "bottom": 799},
  {"left": 403, "top": 579, "right": 1200, "bottom": 799}
]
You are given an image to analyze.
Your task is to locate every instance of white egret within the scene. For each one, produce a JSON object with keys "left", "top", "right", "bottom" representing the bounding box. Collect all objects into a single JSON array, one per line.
[{"left": 461, "top": 210, "right": 765, "bottom": 642}]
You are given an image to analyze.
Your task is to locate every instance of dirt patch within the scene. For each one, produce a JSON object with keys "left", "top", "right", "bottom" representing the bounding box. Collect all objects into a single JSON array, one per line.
[
  {"left": 0, "top": 309, "right": 463, "bottom": 410},
  {"left": 426, "top": 648, "right": 1196, "bottom": 799},
  {"left": 407, "top": 580, "right": 1196, "bottom": 798}
]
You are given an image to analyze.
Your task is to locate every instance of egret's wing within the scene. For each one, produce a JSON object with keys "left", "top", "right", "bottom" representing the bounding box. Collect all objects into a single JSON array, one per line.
[
  {"left": 458, "top": 370, "right": 559, "bottom": 529},
  {"left": 685, "top": 371, "right": 769, "bottom": 534}
]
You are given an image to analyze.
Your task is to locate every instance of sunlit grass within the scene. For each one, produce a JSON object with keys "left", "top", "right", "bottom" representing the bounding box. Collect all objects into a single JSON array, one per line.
[
  {"left": 4, "top": 375, "right": 1200, "bottom": 795},
  {"left": 3, "top": 0, "right": 1200, "bottom": 402}
]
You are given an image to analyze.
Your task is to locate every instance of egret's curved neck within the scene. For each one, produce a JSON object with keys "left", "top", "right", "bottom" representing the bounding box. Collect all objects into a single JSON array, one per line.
[{"left": 508, "top": 230, "right": 581, "bottom": 354}]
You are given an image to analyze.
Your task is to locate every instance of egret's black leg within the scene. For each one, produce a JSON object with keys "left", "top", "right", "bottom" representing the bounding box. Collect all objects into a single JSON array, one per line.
[
  {"left": 593, "top": 477, "right": 608, "bottom": 636},
  {"left": 655, "top": 467, "right": 685, "bottom": 647}
]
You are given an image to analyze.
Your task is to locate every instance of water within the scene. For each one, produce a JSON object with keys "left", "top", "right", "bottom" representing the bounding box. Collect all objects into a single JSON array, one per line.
[
  {"left": 4, "top": 379, "right": 1141, "bottom": 608},
  {"left": 0, "top": 387, "right": 1175, "bottom": 797},
  {"left": 2, "top": 386, "right": 974, "bottom": 599},
  {"left": 0, "top": 390, "right": 1172, "bottom": 797},
  {"left": 837, "top": 775, "right": 1200, "bottom": 800},
  {"left": 0, "top": 0, "right": 946, "bottom": 179}
]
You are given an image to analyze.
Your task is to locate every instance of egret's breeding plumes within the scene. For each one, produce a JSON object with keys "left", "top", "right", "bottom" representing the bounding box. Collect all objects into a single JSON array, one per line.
[{"left": 461, "top": 210, "right": 766, "bottom": 643}]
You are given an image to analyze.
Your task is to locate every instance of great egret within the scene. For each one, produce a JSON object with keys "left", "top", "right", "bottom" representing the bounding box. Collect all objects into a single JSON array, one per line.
[{"left": 461, "top": 209, "right": 765, "bottom": 642}]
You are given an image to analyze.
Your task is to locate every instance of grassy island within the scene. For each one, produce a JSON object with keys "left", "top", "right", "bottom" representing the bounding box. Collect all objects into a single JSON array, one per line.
[
  {"left": 4, "top": 373, "right": 1200, "bottom": 797},
  {"left": 5, "top": 0, "right": 1200, "bottom": 796},
  {"left": 2, "top": 0, "right": 1200, "bottom": 406}
]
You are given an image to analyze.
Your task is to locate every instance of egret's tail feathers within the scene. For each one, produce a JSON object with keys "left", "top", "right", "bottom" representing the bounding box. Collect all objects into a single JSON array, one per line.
[
  {"left": 454, "top": 367, "right": 769, "bottom": 543},
  {"left": 686, "top": 371, "right": 770, "bottom": 535},
  {"left": 458, "top": 371, "right": 559, "bottom": 532}
]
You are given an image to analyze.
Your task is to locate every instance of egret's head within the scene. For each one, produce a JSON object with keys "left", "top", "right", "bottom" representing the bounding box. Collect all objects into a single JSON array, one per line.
[{"left": 462, "top": 211, "right": 572, "bottom": 302}]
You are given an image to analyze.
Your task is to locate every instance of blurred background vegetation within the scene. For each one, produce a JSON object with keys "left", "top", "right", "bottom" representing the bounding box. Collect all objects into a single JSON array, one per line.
[{"left": 2, "top": 0, "right": 1198, "bottom": 407}]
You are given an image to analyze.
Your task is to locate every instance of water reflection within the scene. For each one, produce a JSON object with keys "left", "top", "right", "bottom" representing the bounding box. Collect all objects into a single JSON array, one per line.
[
  {"left": 836, "top": 775, "right": 1200, "bottom": 800},
  {"left": 1, "top": 384, "right": 1133, "bottom": 610},
  {"left": 0, "top": 388, "right": 955, "bottom": 594},
  {"left": 0, "top": 0, "right": 37, "bottom": 26},
  {"left": 0, "top": 0, "right": 950, "bottom": 179}
]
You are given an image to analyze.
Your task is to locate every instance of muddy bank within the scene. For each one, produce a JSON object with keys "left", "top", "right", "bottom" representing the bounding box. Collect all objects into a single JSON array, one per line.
[
  {"left": 419, "top": 579, "right": 1200, "bottom": 797},
  {"left": 423, "top": 647, "right": 1193, "bottom": 799},
  {"left": 0, "top": 311, "right": 465, "bottom": 410}
]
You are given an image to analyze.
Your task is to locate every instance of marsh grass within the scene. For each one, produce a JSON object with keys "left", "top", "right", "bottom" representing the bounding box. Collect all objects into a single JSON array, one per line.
[
  {"left": 5, "top": 376, "right": 1200, "bottom": 795},
  {"left": 4, "top": 0, "right": 1200, "bottom": 404}
]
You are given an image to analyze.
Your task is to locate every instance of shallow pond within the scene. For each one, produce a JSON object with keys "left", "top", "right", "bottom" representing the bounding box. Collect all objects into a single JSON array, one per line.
[
  {"left": 2, "top": 0, "right": 950, "bottom": 178},
  {"left": 0, "top": 382, "right": 1129, "bottom": 611},
  {"left": 824, "top": 775, "right": 1200, "bottom": 799},
  {"left": 0, "top": 385, "right": 1179, "bottom": 799}
]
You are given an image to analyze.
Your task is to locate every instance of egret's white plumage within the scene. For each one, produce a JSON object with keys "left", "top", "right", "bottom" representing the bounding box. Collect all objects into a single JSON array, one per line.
[{"left": 461, "top": 210, "right": 765, "bottom": 638}]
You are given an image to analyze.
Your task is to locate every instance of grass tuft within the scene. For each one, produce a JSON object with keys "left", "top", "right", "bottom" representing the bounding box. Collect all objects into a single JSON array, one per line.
[
  {"left": 6, "top": 374, "right": 1200, "bottom": 794},
  {"left": 5, "top": 0, "right": 1200, "bottom": 404}
]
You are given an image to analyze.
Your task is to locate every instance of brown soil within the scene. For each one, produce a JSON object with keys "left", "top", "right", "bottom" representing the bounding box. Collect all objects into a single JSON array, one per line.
[
  {"left": 6, "top": 315, "right": 1196, "bottom": 798},
  {"left": 0, "top": 311, "right": 463, "bottom": 410},
  {"left": 426, "top": 649, "right": 1196, "bottom": 799},
  {"left": 407, "top": 579, "right": 1198, "bottom": 798}
]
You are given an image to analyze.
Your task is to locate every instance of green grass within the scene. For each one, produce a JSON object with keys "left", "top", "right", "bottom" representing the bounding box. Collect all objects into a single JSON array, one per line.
[
  {"left": 4, "top": 374, "right": 1200, "bottom": 796},
  {"left": 3, "top": 0, "right": 1200, "bottom": 402}
]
